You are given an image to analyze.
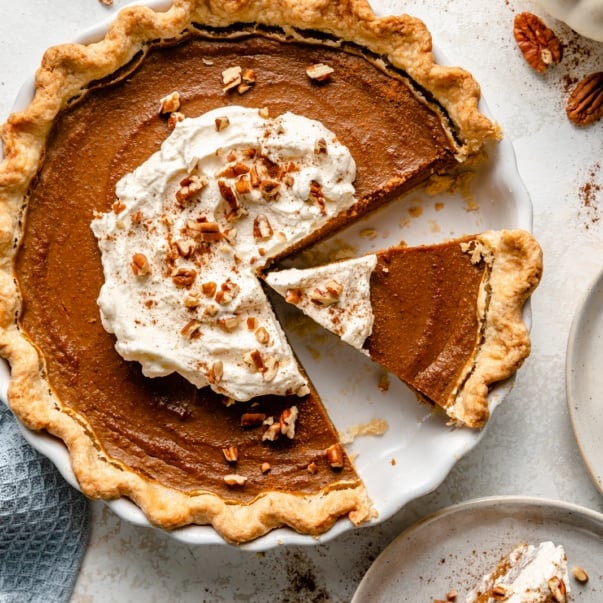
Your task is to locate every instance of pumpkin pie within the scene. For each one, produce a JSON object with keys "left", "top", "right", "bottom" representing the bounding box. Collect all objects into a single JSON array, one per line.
[
  {"left": 265, "top": 230, "right": 543, "bottom": 429},
  {"left": 0, "top": 0, "right": 521, "bottom": 543}
]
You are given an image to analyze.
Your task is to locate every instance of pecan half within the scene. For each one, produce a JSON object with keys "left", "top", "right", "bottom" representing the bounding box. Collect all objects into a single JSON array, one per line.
[
  {"left": 566, "top": 72, "right": 603, "bottom": 126},
  {"left": 513, "top": 12, "right": 562, "bottom": 73}
]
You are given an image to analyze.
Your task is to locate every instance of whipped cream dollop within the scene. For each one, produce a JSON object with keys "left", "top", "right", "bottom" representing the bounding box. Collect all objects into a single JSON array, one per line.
[
  {"left": 265, "top": 255, "right": 377, "bottom": 350},
  {"left": 91, "top": 106, "right": 357, "bottom": 401},
  {"left": 465, "top": 541, "right": 570, "bottom": 603}
]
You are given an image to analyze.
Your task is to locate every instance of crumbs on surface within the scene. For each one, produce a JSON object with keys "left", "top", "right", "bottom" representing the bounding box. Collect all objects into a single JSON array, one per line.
[{"left": 339, "top": 418, "right": 389, "bottom": 445}]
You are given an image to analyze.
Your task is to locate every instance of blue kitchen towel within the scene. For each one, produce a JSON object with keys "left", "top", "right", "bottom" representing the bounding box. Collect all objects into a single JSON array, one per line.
[{"left": 0, "top": 402, "right": 90, "bottom": 603}]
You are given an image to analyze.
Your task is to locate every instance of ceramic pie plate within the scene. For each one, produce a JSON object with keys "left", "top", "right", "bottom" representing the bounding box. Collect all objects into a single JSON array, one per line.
[
  {"left": 351, "top": 496, "right": 603, "bottom": 602},
  {"left": 566, "top": 268, "right": 603, "bottom": 495},
  {"left": 0, "top": 0, "right": 533, "bottom": 549}
]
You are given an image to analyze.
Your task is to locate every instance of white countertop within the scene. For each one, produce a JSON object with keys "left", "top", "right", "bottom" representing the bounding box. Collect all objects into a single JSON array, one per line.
[{"left": 1, "top": 0, "right": 602, "bottom": 600}]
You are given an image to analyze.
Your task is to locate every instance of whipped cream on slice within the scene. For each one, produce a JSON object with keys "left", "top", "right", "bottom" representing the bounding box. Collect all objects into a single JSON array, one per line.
[
  {"left": 265, "top": 255, "right": 377, "bottom": 350},
  {"left": 465, "top": 541, "right": 570, "bottom": 603},
  {"left": 91, "top": 106, "right": 357, "bottom": 401}
]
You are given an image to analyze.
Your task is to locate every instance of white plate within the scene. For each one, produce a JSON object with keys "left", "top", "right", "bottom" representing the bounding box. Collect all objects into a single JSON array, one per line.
[
  {"left": 351, "top": 496, "right": 603, "bottom": 602},
  {"left": 566, "top": 268, "right": 603, "bottom": 495},
  {"left": 0, "top": 1, "right": 533, "bottom": 549}
]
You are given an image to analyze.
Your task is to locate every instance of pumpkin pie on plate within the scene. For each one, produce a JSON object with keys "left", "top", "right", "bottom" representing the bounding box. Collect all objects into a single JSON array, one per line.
[{"left": 0, "top": 0, "right": 540, "bottom": 543}]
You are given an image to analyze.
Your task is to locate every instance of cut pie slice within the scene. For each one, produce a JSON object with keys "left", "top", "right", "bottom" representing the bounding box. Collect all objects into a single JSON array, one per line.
[
  {"left": 0, "top": 0, "right": 506, "bottom": 542},
  {"left": 265, "top": 230, "right": 543, "bottom": 428}
]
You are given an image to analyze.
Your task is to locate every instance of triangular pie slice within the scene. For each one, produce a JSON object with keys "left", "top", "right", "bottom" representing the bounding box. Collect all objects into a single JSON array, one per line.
[
  {"left": 0, "top": 0, "right": 509, "bottom": 543},
  {"left": 265, "top": 230, "right": 543, "bottom": 428}
]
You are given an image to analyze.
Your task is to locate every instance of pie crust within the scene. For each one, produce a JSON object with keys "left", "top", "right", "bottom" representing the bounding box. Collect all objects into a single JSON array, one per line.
[{"left": 0, "top": 0, "right": 504, "bottom": 543}]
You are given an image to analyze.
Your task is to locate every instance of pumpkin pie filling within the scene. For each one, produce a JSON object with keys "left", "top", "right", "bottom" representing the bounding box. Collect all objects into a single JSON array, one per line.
[{"left": 0, "top": 0, "right": 515, "bottom": 542}]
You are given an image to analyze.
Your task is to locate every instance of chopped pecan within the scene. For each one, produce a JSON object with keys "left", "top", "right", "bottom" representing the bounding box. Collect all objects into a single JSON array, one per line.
[
  {"left": 262, "top": 356, "right": 279, "bottom": 382},
  {"left": 215, "top": 116, "right": 230, "bottom": 131},
  {"left": 235, "top": 177, "right": 251, "bottom": 195},
  {"left": 309, "top": 180, "right": 326, "bottom": 214},
  {"left": 314, "top": 137, "right": 328, "bottom": 154},
  {"left": 176, "top": 173, "right": 208, "bottom": 204},
  {"left": 217, "top": 315, "right": 241, "bottom": 331},
  {"left": 309, "top": 279, "right": 343, "bottom": 306},
  {"left": 254, "top": 326, "right": 270, "bottom": 345},
  {"left": 262, "top": 421, "right": 281, "bottom": 441},
  {"left": 513, "top": 13, "right": 562, "bottom": 73},
  {"left": 171, "top": 267, "right": 197, "bottom": 288},
  {"left": 208, "top": 360, "right": 223, "bottom": 384},
  {"left": 131, "top": 253, "right": 151, "bottom": 277},
  {"left": 113, "top": 200, "right": 126, "bottom": 214},
  {"left": 183, "top": 292, "right": 200, "bottom": 308},
  {"left": 223, "top": 474, "right": 247, "bottom": 486},
  {"left": 491, "top": 585, "right": 510, "bottom": 600},
  {"left": 566, "top": 71, "right": 603, "bottom": 126},
  {"left": 280, "top": 406, "right": 298, "bottom": 439},
  {"left": 548, "top": 577, "right": 566, "bottom": 603},
  {"left": 197, "top": 221, "right": 223, "bottom": 242},
  {"left": 222, "top": 446, "right": 239, "bottom": 463},
  {"left": 253, "top": 214, "right": 274, "bottom": 241},
  {"left": 571, "top": 566, "right": 589, "bottom": 583},
  {"left": 240, "top": 412, "right": 266, "bottom": 427},
  {"left": 326, "top": 443, "right": 344, "bottom": 469},
  {"left": 222, "top": 66, "right": 242, "bottom": 92},
  {"left": 249, "top": 164, "right": 261, "bottom": 188},
  {"left": 259, "top": 179, "right": 281, "bottom": 201},
  {"left": 242, "top": 68, "right": 256, "bottom": 84},
  {"left": 285, "top": 288, "right": 302, "bottom": 304},
  {"left": 201, "top": 281, "right": 217, "bottom": 297},
  {"left": 306, "top": 63, "right": 334, "bottom": 81},
  {"left": 167, "top": 111, "right": 185, "bottom": 129},
  {"left": 244, "top": 349, "right": 265, "bottom": 372},
  {"left": 159, "top": 91, "right": 181, "bottom": 114},
  {"left": 218, "top": 180, "right": 240, "bottom": 211},
  {"left": 180, "top": 319, "right": 202, "bottom": 339},
  {"left": 174, "top": 238, "right": 196, "bottom": 258}
]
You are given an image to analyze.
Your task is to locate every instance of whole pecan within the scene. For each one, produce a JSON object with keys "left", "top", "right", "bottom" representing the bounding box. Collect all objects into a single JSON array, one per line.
[
  {"left": 566, "top": 72, "right": 603, "bottom": 126},
  {"left": 513, "top": 12, "right": 562, "bottom": 73}
]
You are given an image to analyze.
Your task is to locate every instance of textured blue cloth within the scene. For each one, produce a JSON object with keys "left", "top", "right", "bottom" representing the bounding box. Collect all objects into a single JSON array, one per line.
[{"left": 0, "top": 402, "right": 90, "bottom": 603}]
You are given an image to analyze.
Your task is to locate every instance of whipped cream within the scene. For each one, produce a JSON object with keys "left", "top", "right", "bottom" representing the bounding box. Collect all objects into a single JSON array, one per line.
[
  {"left": 265, "top": 255, "right": 377, "bottom": 350},
  {"left": 91, "top": 106, "right": 357, "bottom": 401},
  {"left": 465, "top": 541, "right": 570, "bottom": 603}
]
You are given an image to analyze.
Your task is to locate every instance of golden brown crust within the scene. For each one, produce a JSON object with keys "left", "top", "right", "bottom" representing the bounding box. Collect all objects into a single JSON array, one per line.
[
  {"left": 0, "top": 0, "right": 500, "bottom": 542},
  {"left": 446, "top": 230, "right": 543, "bottom": 429}
]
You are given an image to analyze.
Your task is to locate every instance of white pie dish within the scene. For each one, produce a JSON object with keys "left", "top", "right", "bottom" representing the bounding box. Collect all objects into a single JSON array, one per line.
[{"left": 0, "top": 0, "right": 534, "bottom": 549}]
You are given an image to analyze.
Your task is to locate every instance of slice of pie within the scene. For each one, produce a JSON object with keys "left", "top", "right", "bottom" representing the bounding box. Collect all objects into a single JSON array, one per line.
[
  {"left": 465, "top": 541, "right": 570, "bottom": 602},
  {"left": 265, "top": 230, "right": 543, "bottom": 429},
  {"left": 0, "top": 0, "right": 508, "bottom": 543}
]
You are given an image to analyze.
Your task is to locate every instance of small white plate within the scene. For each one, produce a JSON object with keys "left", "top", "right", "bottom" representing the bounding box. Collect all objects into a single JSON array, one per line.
[
  {"left": 351, "top": 496, "right": 603, "bottom": 602},
  {"left": 566, "top": 268, "right": 603, "bottom": 495},
  {"left": 1, "top": 0, "right": 534, "bottom": 549}
]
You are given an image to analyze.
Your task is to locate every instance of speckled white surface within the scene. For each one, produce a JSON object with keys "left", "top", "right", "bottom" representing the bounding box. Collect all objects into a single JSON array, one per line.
[{"left": 1, "top": 0, "right": 602, "bottom": 601}]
